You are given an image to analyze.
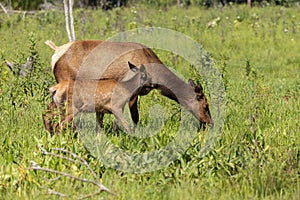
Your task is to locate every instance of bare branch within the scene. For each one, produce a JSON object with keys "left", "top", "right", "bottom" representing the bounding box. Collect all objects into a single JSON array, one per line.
[
  {"left": 43, "top": 187, "right": 69, "bottom": 197},
  {"left": 28, "top": 146, "right": 116, "bottom": 199},
  {"left": 0, "top": 3, "right": 8, "bottom": 17},
  {"left": 51, "top": 147, "right": 100, "bottom": 182},
  {"left": 69, "top": 0, "right": 76, "bottom": 40},
  {"left": 5, "top": 57, "right": 33, "bottom": 77},
  {"left": 63, "top": 0, "right": 72, "bottom": 42},
  {"left": 5, "top": 61, "right": 14, "bottom": 72},
  {"left": 0, "top": 9, "right": 37, "bottom": 15},
  {"left": 29, "top": 164, "right": 101, "bottom": 187}
]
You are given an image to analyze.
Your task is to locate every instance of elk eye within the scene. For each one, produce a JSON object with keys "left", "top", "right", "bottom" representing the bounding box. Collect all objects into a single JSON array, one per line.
[
  {"left": 51, "top": 90, "right": 57, "bottom": 96},
  {"left": 205, "top": 105, "right": 209, "bottom": 112},
  {"left": 196, "top": 95, "right": 201, "bottom": 101}
]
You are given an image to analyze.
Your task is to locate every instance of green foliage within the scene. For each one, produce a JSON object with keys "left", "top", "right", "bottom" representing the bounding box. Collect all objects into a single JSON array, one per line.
[
  {"left": 3, "top": 0, "right": 300, "bottom": 10},
  {"left": 0, "top": 4, "right": 299, "bottom": 199},
  {"left": 3, "top": 0, "right": 47, "bottom": 10}
]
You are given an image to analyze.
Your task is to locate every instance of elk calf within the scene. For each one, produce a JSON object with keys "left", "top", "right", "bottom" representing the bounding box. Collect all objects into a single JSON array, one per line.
[
  {"left": 45, "top": 40, "right": 213, "bottom": 127},
  {"left": 44, "top": 62, "right": 150, "bottom": 134}
]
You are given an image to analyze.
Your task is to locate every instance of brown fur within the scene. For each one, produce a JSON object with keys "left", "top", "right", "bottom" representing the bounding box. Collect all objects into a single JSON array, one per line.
[
  {"left": 45, "top": 40, "right": 213, "bottom": 132},
  {"left": 44, "top": 63, "right": 149, "bottom": 134},
  {"left": 53, "top": 40, "right": 104, "bottom": 82}
]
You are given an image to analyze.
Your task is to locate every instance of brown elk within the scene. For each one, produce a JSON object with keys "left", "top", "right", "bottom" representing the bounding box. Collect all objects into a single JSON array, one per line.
[
  {"left": 44, "top": 40, "right": 213, "bottom": 132},
  {"left": 43, "top": 62, "right": 150, "bottom": 134}
]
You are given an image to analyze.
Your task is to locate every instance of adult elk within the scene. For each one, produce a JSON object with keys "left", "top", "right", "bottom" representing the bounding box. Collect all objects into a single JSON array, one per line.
[
  {"left": 43, "top": 62, "right": 150, "bottom": 134},
  {"left": 44, "top": 40, "right": 213, "bottom": 132}
]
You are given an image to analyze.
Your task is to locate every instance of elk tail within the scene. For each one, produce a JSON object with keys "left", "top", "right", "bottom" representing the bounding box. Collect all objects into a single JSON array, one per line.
[{"left": 45, "top": 40, "right": 58, "bottom": 51}]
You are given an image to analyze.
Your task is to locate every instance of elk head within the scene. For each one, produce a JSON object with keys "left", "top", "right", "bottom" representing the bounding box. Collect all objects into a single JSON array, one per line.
[{"left": 188, "top": 79, "right": 213, "bottom": 127}]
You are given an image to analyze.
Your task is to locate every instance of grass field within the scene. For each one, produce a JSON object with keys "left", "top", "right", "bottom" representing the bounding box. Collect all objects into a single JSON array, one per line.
[{"left": 0, "top": 4, "right": 299, "bottom": 199}]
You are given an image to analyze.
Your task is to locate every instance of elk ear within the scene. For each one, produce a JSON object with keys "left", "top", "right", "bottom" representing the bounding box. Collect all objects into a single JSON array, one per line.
[
  {"left": 128, "top": 61, "right": 138, "bottom": 72},
  {"left": 188, "top": 79, "right": 196, "bottom": 89},
  {"left": 140, "top": 64, "right": 148, "bottom": 80},
  {"left": 140, "top": 64, "right": 145, "bottom": 72}
]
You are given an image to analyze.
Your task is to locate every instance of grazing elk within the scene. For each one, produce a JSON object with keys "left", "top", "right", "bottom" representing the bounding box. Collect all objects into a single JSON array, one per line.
[
  {"left": 44, "top": 40, "right": 213, "bottom": 132},
  {"left": 43, "top": 62, "right": 150, "bottom": 134}
]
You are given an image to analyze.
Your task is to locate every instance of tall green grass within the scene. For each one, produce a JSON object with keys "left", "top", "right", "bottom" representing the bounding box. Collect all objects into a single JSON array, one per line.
[{"left": 0, "top": 5, "right": 299, "bottom": 199}]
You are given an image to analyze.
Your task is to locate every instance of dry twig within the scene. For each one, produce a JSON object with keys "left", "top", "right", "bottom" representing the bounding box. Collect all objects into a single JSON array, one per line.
[
  {"left": 28, "top": 145, "right": 115, "bottom": 199},
  {"left": 0, "top": 3, "right": 37, "bottom": 16},
  {"left": 0, "top": 3, "right": 8, "bottom": 16}
]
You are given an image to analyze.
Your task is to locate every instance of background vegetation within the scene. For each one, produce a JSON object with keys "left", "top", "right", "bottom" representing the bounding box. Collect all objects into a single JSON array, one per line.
[
  {"left": 0, "top": 3, "right": 299, "bottom": 200},
  {"left": 1, "top": 0, "right": 300, "bottom": 10}
]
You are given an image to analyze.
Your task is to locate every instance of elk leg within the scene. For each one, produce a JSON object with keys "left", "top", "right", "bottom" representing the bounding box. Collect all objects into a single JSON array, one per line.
[
  {"left": 96, "top": 112, "right": 104, "bottom": 132},
  {"left": 111, "top": 96, "right": 137, "bottom": 132},
  {"left": 58, "top": 113, "right": 75, "bottom": 133},
  {"left": 112, "top": 118, "right": 118, "bottom": 132},
  {"left": 56, "top": 105, "right": 76, "bottom": 133},
  {"left": 42, "top": 111, "right": 55, "bottom": 134},
  {"left": 112, "top": 110, "right": 131, "bottom": 133},
  {"left": 42, "top": 101, "right": 58, "bottom": 135},
  {"left": 129, "top": 95, "right": 139, "bottom": 125}
]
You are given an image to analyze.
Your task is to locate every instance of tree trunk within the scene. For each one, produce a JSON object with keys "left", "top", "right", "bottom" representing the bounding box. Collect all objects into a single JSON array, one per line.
[{"left": 247, "top": 0, "right": 251, "bottom": 7}]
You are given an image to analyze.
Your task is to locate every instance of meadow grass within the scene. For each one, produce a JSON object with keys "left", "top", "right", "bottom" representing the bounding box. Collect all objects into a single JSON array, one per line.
[{"left": 0, "top": 5, "right": 299, "bottom": 199}]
